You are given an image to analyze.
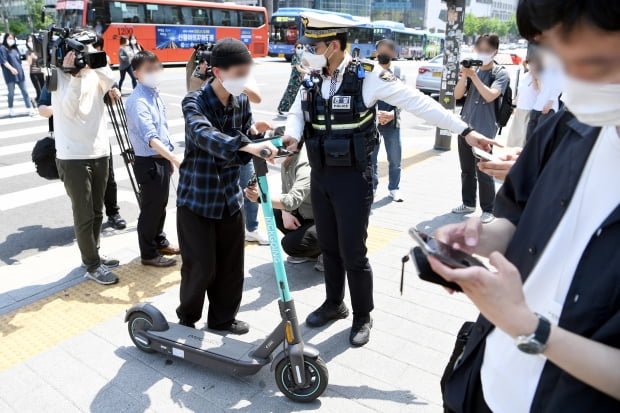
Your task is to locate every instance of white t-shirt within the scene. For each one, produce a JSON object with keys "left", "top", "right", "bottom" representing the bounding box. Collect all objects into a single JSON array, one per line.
[
  {"left": 533, "top": 66, "right": 563, "bottom": 112},
  {"left": 480, "top": 126, "right": 620, "bottom": 413},
  {"left": 52, "top": 67, "right": 115, "bottom": 160},
  {"left": 515, "top": 72, "right": 539, "bottom": 111}
]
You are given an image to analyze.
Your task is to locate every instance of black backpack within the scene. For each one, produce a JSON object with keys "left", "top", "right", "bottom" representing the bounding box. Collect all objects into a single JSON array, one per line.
[
  {"left": 31, "top": 136, "right": 59, "bottom": 180},
  {"left": 491, "top": 65, "right": 513, "bottom": 133}
]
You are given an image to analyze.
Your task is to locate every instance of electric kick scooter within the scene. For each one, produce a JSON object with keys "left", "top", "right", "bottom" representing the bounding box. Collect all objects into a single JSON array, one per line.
[{"left": 125, "top": 137, "right": 328, "bottom": 402}]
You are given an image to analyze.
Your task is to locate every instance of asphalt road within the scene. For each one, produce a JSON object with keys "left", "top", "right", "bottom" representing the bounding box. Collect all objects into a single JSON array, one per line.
[{"left": 0, "top": 57, "right": 520, "bottom": 267}]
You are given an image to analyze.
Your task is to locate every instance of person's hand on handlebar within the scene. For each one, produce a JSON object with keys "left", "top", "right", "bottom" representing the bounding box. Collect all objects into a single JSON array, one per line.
[
  {"left": 244, "top": 184, "right": 259, "bottom": 203},
  {"left": 281, "top": 135, "right": 299, "bottom": 152},
  {"left": 240, "top": 141, "right": 278, "bottom": 163}
]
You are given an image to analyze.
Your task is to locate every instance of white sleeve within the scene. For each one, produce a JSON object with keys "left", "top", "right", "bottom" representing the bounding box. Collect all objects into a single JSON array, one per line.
[
  {"left": 363, "top": 72, "right": 467, "bottom": 134},
  {"left": 283, "top": 89, "right": 305, "bottom": 142}
]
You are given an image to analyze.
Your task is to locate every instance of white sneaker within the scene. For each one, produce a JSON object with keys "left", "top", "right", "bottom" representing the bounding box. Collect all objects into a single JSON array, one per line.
[
  {"left": 245, "top": 229, "right": 269, "bottom": 245},
  {"left": 8, "top": 108, "right": 15, "bottom": 117},
  {"left": 314, "top": 254, "right": 324, "bottom": 272},
  {"left": 29, "top": 109, "right": 37, "bottom": 117},
  {"left": 452, "top": 204, "right": 476, "bottom": 214},
  {"left": 389, "top": 189, "right": 404, "bottom": 202},
  {"left": 287, "top": 256, "right": 311, "bottom": 264},
  {"left": 480, "top": 212, "right": 495, "bottom": 224}
]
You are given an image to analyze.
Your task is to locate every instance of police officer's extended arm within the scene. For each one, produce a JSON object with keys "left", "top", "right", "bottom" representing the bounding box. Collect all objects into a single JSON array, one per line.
[
  {"left": 282, "top": 90, "right": 304, "bottom": 151},
  {"left": 366, "top": 72, "right": 499, "bottom": 152}
]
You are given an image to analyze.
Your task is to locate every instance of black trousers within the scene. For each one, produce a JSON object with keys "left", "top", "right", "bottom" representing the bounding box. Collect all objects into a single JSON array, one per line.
[
  {"left": 311, "top": 164, "right": 374, "bottom": 316},
  {"left": 104, "top": 155, "right": 120, "bottom": 218},
  {"left": 273, "top": 209, "right": 320, "bottom": 258},
  {"left": 176, "top": 205, "right": 245, "bottom": 328},
  {"left": 457, "top": 135, "right": 495, "bottom": 213},
  {"left": 30, "top": 72, "right": 44, "bottom": 103},
  {"left": 133, "top": 157, "right": 170, "bottom": 259}
]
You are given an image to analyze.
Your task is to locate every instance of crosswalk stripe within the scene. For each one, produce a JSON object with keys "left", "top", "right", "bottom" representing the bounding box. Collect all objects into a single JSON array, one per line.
[
  {"left": 0, "top": 166, "right": 130, "bottom": 212},
  {"left": 0, "top": 115, "right": 43, "bottom": 127},
  {"left": 0, "top": 132, "right": 185, "bottom": 180},
  {"left": 1, "top": 125, "right": 49, "bottom": 140}
]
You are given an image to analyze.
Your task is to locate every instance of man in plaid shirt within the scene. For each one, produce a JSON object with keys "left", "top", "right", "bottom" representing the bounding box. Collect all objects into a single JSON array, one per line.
[{"left": 176, "top": 38, "right": 275, "bottom": 334}]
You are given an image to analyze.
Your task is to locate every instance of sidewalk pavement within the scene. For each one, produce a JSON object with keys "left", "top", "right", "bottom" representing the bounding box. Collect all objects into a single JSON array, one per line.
[{"left": 0, "top": 119, "right": 500, "bottom": 412}]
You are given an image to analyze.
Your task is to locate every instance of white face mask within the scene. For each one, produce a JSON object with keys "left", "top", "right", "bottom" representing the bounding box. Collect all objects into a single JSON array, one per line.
[
  {"left": 295, "top": 47, "right": 304, "bottom": 56},
  {"left": 7, "top": 39, "right": 15, "bottom": 47},
  {"left": 27, "top": 42, "right": 33, "bottom": 49},
  {"left": 130, "top": 39, "right": 137, "bottom": 45},
  {"left": 561, "top": 75, "right": 620, "bottom": 127},
  {"left": 477, "top": 52, "right": 493, "bottom": 65},
  {"left": 141, "top": 72, "right": 162, "bottom": 89},
  {"left": 301, "top": 43, "right": 333, "bottom": 70},
  {"left": 221, "top": 76, "right": 248, "bottom": 96}
]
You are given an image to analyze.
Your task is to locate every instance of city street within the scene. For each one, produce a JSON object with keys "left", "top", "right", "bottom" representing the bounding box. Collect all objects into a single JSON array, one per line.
[{"left": 0, "top": 58, "right": 509, "bottom": 412}]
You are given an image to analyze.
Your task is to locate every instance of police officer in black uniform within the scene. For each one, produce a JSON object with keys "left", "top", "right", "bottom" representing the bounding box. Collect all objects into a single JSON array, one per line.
[{"left": 280, "top": 12, "right": 497, "bottom": 346}]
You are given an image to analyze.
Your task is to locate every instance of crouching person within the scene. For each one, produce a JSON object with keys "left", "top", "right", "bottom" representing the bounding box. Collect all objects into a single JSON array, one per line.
[
  {"left": 126, "top": 51, "right": 181, "bottom": 267},
  {"left": 245, "top": 145, "right": 322, "bottom": 270},
  {"left": 175, "top": 38, "right": 276, "bottom": 333}
]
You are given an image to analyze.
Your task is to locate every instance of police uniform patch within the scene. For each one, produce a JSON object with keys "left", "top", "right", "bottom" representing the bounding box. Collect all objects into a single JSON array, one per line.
[
  {"left": 332, "top": 96, "right": 352, "bottom": 110},
  {"left": 361, "top": 62, "right": 374, "bottom": 72},
  {"left": 379, "top": 70, "right": 396, "bottom": 82}
]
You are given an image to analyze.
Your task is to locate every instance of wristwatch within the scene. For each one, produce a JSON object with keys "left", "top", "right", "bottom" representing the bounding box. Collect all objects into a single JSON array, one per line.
[
  {"left": 515, "top": 313, "right": 551, "bottom": 355},
  {"left": 461, "top": 126, "right": 475, "bottom": 137}
]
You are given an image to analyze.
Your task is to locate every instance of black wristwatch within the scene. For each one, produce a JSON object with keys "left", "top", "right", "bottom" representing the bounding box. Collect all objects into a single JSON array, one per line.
[
  {"left": 515, "top": 313, "right": 551, "bottom": 355},
  {"left": 461, "top": 126, "right": 475, "bottom": 137}
]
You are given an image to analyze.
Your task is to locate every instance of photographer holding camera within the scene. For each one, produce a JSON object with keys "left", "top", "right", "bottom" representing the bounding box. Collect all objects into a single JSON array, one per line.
[
  {"left": 453, "top": 34, "right": 509, "bottom": 224},
  {"left": 52, "top": 34, "right": 122, "bottom": 285}
]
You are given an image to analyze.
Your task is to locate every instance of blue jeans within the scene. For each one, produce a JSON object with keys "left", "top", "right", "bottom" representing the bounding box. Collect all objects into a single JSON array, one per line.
[
  {"left": 371, "top": 126, "right": 401, "bottom": 191},
  {"left": 7, "top": 80, "right": 32, "bottom": 109},
  {"left": 239, "top": 162, "right": 259, "bottom": 232}
]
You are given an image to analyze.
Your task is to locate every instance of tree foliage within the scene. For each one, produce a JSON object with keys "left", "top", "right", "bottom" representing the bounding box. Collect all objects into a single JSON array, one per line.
[
  {"left": 25, "top": 0, "right": 53, "bottom": 32},
  {"left": 464, "top": 13, "right": 517, "bottom": 39}
]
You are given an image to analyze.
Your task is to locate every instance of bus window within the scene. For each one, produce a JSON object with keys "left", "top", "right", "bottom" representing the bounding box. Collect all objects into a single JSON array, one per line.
[
  {"left": 348, "top": 27, "right": 373, "bottom": 44},
  {"left": 270, "top": 17, "right": 298, "bottom": 45},
  {"left": 213, "top": 8, "right": 239, "bottom": 27},
  {"left": 240, "top": 11, "right": 265, "bottom": 28},
  {"left": 189, "top": 6, "right": 211, "bottom": 26}
]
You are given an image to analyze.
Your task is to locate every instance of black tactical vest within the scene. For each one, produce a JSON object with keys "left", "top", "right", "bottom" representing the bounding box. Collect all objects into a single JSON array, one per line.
[{"left": 300, "top": 61, "right": 378, "bottom": 171}]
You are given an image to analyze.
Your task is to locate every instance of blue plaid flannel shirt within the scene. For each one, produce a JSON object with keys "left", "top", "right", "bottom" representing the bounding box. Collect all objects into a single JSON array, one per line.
[{"left": 177, "top": 82, "right": 255, "bottom": 219}]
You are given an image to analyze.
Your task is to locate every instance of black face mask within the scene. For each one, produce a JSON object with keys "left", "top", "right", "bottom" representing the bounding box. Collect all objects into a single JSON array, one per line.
[{"left": 377, "top": 54, "right": 391, "bottom": 65}]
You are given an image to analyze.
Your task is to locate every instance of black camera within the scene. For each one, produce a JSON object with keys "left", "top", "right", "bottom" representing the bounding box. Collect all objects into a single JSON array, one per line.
[
  {"left": 192, "top": 42, "right": 214, "bottom": 80},
  {"left": 461, "top": 59, "right": 483, "bottom": 68}
]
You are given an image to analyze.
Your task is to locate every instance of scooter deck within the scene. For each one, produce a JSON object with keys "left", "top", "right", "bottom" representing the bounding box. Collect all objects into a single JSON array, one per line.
[{"left": 151, "top": 323, "right": 258, "bottom": 361}]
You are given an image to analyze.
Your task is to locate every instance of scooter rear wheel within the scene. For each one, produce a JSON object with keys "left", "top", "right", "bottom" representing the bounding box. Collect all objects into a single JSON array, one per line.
[
  {"left": 127, "top": 311, "right": 155, "bottom": 353},
  {"left": 275, "top": 356, "right": 328, "bottom": 403}
]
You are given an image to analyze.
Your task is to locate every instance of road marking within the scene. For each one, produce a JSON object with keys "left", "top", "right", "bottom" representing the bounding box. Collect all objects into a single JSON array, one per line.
[{"left": 0, "top": 125, "right": 49, "bottom": 140}]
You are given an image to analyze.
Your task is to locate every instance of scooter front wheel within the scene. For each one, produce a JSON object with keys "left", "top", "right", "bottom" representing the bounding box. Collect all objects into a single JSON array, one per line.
[
  {"left": 275, "top": 356, "right": 328, "bottom": 403},
  {"left": 127, "top": 311, "right": 155, "bottom": 353}
]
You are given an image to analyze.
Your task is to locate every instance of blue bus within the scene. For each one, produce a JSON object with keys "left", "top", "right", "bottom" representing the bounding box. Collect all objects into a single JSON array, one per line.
[
  {"left": 269, "top": 7, "right": 373, "bottom": 61},
  {"left": 348, "top": 20, "right": 375, "bottom": 59},
  {"left": 393, "top": 28, "right": 426, "bottom": 60}
]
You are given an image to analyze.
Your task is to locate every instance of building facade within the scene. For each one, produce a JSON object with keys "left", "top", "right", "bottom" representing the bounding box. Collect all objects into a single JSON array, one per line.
[{"left": 371, "top": 0, "right": 426, "bottom": 28}]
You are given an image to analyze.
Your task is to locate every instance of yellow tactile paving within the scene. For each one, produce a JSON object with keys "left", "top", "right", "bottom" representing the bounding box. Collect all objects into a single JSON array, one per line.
[
  {"left": 0, "top": 260, "right": 182, "bottom": 371},
  {"left": 367, "top": 226, "right": 403, "bottom": 254}
]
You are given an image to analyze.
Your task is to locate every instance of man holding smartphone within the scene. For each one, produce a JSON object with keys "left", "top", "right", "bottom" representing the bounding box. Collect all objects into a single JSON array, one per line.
[
  {"left": 453, "top": 34, "right": 510, "bottom": 224},
  {"left": 431, "top": 1, "right": 620, "bottom": 410}
]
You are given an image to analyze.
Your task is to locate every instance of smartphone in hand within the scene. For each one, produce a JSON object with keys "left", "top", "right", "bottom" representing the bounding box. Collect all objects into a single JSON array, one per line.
[{"left": 408, "top": 229, "right": 487, "bottom": 291}]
